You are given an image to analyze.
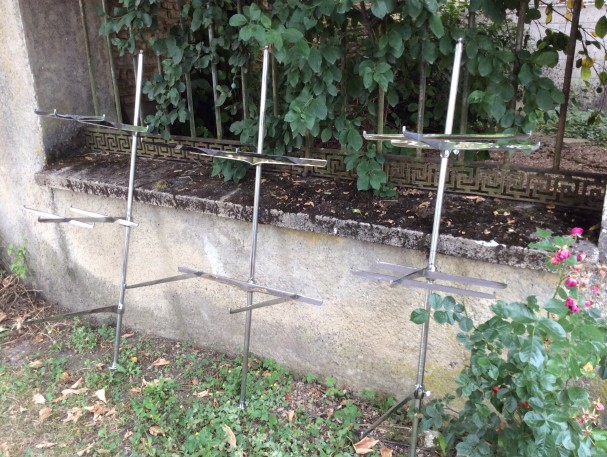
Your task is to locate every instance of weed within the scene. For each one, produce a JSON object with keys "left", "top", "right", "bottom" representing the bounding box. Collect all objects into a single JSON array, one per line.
[
  {"left": 540, "top": 107, "right": 607, "bottom": 145},
  {"left": 7, "top": 239, "right": 27, "bottom": 279},
  {"left": 69, "top": 318, "right": 98, "bottom": 353}
]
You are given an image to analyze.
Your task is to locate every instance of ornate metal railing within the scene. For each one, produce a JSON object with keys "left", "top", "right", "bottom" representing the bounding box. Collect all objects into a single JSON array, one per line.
[{"left": 84, "top": 127, "right": 606, "bottom": 210}]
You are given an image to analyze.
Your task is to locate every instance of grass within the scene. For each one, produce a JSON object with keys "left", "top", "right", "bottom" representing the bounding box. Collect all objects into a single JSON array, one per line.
[{"left": 0, "top": 311, "right": 415, "bottom": 457}]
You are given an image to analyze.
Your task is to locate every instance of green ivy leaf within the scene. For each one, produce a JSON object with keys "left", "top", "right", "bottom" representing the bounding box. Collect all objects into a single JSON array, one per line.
[
  {"left": 428, "top": 15, "right": 444, "bottom": 38},
  {"left": 347, "top": 129, "right": 363, "bottom": 151},
  {"left": 596, "top": 16, "right": 607, "bottom": 38},
  {"left": 411, "top": 308, "right": 430, "bottom": 324},
  {"left": 309, "top": 48, "right": 322, "bottom": 72},
  {"left": 531, "top": 50, "right": 559, "bottom": 67},
  {"left": 371, "top": 0, "right": 395, "bottom": 18},
  {"left": 478, "top": 56, "right": 493, "bottom": 77},
  {"left": 229, "top": 14, "right": 248, "bottom": 27},
  {"left": 283, "top": 27, "right": 304, "bottom": 43}
]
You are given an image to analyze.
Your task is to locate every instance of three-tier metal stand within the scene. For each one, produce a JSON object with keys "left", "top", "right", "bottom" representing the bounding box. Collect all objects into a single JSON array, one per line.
[
  {"left": 125, "top": 46, "right": 327, "bottom": 407},
  {"left": 24, "top": 50, "right": 148, "bottom": 370},
  {"left": 353, "top": 39, "right": 539, "bottom": 456}
]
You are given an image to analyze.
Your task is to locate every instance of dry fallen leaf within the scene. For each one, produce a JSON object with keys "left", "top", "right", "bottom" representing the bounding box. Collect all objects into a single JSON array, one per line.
[
  {"left": 95, "top": 388, "right": 107, "bottom": 403},
  {"left": 76, "top": 442, "right": 94, "bottom": 456},
  {"left": 34, "top": 334, "right": 44, "bottom": 343},
  {"left": 123, "top": 430, "right": 133, "bottom": 441},
  {"left": 191, "top": 378, "right": 199, "bottom": 385},
  {"left": 28, "top": 360, "right": 43, "bottom": 369},
  {"left": 353, "top": 437, "right": 379, "bottom": 455},
  {"left": 32, "top": 393, "right": 46, "bottom": 405},
  {"left": 63, "top": 407, "right": 83, "bottom": 424},
  {"left": 463, "top": 195, "right": 485, "bottom": 203},
  {"left": 122, "top": 333, "right": 134, "bottom": 339},
  {"left": 149, "top": 425, "right": 165, "bottom": 436},
  {"left": 287, "top": 410, "right": 296, "bottom": 422},
  {"left": 222, "top": 424, "right": 237, "bottom": 448},
  {"left": 130, "top": 387, "right": 142, "bottom": 395},
  {"left": 95, "top": 363, "right": 106, "bottom": 371},
  {"left": 39, "top": 407, "right": 52, "bottom": 422},
  {"left": 304, "top": 201, "right": 315, "bottom": 207},
  {"left": 53, "top": 387, "right": 89, "bottom": 402},
  {"left": 84, "top": 402, "right": 110, "bottom": 421},
  {"left": 380, "top": 448, "right": 393, "bottom": 457},
  {"left": 35, "top": 442, "right": 56, "bottom": 449},
  {"left": 193, "top": 390, "right": 211, "bottom": 398},
  {"left": 70, "top": 377, "right": 84, "bottom": 389},
  {"left": 97, "top": 450, "right": 111, "bottom": 455},
  {"left": 0, "top": 442, "right": 9, "bottom": 457},
  {"left": 59, "top": 371, "right": 70, "bottom": 382},
  {"left": 151, "top": 358, "right": 170, "bottom": 367}
]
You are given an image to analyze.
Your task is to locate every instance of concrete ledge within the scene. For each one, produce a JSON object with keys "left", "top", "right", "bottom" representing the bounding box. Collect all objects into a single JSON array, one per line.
[
  {"left": 28, "top": 164, "right": 582, "bottom": 396},
  {"left": 33, "top": 166, "right": 571, "bottom": 272}
]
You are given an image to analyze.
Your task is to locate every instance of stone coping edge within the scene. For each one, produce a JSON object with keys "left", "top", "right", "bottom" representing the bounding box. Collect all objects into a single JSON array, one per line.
[{"left": 35, "top": 169, "right": 596, "bottom": 272}]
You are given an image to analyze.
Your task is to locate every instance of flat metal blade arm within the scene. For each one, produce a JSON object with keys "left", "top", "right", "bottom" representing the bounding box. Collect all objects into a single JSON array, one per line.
[
  {"left": 142, "top": 140, "right": 327, "bottom": 167},
  {"left": 177, "top": 267, "right": 323, "bottom": 306},
  {"left": 35, "top": 109, "right": 148, "bottom": 133}
]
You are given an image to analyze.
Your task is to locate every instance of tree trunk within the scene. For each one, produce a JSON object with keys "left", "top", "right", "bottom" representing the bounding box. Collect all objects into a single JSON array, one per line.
[{"left": 554, "top": 0, "right": 583, "bottom": 169}]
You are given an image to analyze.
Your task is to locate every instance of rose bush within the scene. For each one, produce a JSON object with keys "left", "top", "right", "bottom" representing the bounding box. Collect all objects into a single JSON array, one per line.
[{"left": 414, "top": 228, "right": 607, "bottom": 456}]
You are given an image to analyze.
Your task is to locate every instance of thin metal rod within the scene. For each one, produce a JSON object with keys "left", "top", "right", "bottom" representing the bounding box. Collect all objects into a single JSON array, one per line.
[
  {"left": 409, "top": 39, "right": 463, "bottom": 457},
  {"left": 360, "top": 394, "right": 414, "bottom": 438},
  {"left": 126, "top": 273, "right": 199, "bottom": 290},
  {"left": 239, "top": 45, "right": 270, "bottom": 409},
  {"left": 237, "top": 0, "right": 247, "bottom": 118},
  {"left": 101, "top": 0, "right": 122, "bottom": 122},
  {"left": 24, "top": 305, "right": 118, "bottom": 325},
  {"left": 230, "top": 297, "right": 291, "bottom": 314},
  {"left": 78, "top": 0, "right": 99, "bottom": 116},
  {"left": 208, "top": 4, "right": 223, "bottom": 139},
  {"left": 111, "top": 50, "right": 144, "bottom": 370},
  {"left": 185, "top": 72, "right": 196, "bottom": 137}
]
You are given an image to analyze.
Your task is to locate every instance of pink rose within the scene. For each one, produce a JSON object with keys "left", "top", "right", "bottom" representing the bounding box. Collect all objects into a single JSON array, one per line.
[
  {"left": 569, "top": 227, "right": 584, "bottom": 236},
  {"left": 565, "top": 277, "right": 578, "bottom": 288},
  {"left": 585, "top": 301, "right": 593, "bottom": 308},
  {"left": 577, "top": 252, "right": 587, "bottom": 262}
]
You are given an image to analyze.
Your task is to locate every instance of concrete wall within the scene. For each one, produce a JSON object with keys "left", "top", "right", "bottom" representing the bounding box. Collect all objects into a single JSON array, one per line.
[
  {"left": 24, "top": 186, "right": 563, "bottom": 396},
  {"left": 0, "top": 0, "right": 605, "bottom": 397}
]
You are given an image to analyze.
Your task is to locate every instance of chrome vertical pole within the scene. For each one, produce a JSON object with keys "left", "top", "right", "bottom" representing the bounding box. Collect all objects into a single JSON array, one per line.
[
  {"left": 408, "top": 39, "right": 463, "bottom": 457},
  {"left": 239, "top": 46, "right": 270, "bottom": 409},
  {"left": 110, "top": 50, "right": 144, "bottom": 370}
]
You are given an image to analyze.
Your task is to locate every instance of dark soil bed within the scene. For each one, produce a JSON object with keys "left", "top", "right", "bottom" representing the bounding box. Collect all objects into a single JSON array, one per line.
[{"left": 47, "top": 132, "right": 605, "bottom": 249}]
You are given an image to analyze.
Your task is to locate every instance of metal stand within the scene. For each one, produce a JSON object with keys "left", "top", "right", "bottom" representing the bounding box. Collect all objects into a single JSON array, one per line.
[
  {"left": 353, "top": 39, "right": 539, "bottom": 456},
  {"left": 24, "top": 51, "right": 147, "bottom": 371},
  {"left": 126, "top": 46, "right": 327, "bottom": 407}
]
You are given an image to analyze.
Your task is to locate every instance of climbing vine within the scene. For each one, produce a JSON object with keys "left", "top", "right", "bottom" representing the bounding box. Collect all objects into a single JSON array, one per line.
[{"left": 100, "top": 0, "right": 604, "bottom": 188}]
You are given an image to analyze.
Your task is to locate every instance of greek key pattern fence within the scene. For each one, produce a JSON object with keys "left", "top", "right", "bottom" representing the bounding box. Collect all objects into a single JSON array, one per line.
[{"left": 85, "top": 128, "right": 606, "bottom": 210}]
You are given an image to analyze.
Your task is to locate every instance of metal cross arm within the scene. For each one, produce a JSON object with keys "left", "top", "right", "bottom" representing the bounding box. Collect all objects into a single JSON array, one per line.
[
  {"left": 176, "top": 266, "right": 322, "bottom": 313},
  {"left": 141, "top": 140, "right": 327, "bottom": 168},
  {"left": 364, "top": 129, "right": 540, "bottom": 153},
  {"left": 35, "top": 109, "right": 149, "bottom": 133},
  {"left": 24, "top": 305, "right": 118, "bottom": 325},
  {"left": 24, "top": 206, "right": 138, "bottom": 228},
  {"left": 352, "top": 260, "right": 507, "bottom": 300}
]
